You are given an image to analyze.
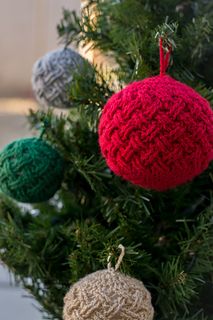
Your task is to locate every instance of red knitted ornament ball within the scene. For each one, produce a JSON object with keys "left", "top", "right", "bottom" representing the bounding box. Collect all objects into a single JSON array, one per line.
[{"left": 98, "top": 40, "right": 213, "bottom": 191}]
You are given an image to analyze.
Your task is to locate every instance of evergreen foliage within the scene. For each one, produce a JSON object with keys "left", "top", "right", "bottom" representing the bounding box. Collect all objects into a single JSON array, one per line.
[{"left": 0, "top": 0, "right": 213, "bottom": 319}]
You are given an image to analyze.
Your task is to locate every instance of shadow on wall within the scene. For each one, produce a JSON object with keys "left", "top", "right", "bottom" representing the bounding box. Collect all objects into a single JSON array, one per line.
[
  {"left": 0, "top": 0, "right": 80, "bottom": 97},
  {"left": 0, "top": 265, "right": 42, "bottom": 320}
]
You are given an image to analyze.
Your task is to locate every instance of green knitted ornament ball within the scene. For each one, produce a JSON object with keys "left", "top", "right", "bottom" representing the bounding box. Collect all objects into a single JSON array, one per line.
[{"left": 0, "top": 138, "right": 64, "bottom": 203}]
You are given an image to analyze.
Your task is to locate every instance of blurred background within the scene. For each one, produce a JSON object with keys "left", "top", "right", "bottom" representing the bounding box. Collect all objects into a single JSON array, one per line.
[
  {"left": 0, "top": 0, "right": 80, "bottom": 97},
  {"left": 0, "top": 1, "right": 80, "bottom": 319}
]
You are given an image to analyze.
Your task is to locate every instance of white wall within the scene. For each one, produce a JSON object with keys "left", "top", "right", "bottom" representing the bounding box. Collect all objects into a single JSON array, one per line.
[
  {"left": 0, "top": 265, "right": 42, "bottom": 320},
  {"left": 0, "top": 0, "right": 80, "bottom": 96}
]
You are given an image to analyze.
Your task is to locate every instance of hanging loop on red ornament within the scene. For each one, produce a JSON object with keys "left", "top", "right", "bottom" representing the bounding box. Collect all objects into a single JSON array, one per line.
[{"left": 159, "top": 37, "right": 172, "bottom": 76}]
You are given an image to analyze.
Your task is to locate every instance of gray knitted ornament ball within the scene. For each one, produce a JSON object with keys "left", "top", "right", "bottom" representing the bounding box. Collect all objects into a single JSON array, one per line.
[
  {"left": 32, "top": 48, "right": 85, "bottom": 109},
  {"left": 63, "top": 269, "right": 154, "bottom": 320}
]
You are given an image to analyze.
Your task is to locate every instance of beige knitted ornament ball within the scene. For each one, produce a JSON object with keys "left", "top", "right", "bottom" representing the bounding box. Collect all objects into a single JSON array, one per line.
[{"left": 63, "top": 246, "right": 154, "bottom": 320}]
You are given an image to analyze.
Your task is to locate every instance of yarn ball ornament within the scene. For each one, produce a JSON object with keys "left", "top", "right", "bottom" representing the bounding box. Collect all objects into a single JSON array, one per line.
[
  {"left": 63, "top": 269, "right": 154, "bottom": 320},
  {"left": 32, "top": 48, "right": 86, "bottom": 109},
  {"left": 98, "top": 41, "right": 213, "bottom": 191},
  {"left": 0, "top": 138, "right": 64, "bottom": 203}
]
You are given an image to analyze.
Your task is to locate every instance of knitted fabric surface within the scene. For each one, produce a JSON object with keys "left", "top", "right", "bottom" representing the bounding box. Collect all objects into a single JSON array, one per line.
[
  {"left": 0, "top": 138, "right": 64, "bottom": 203},
  {"left": 98, "top": 75, "right": 213, "bottom": 191},
  {"left": 32, "top": 48, "right": 85, "bottom": 109},
  {"left": 63, "top": 269, "right": 154, "bottom": 320}
]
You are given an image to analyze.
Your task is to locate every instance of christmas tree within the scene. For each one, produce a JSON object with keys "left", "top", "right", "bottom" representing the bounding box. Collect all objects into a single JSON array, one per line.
[{"left": 0, "top": 0, "right": 213, "bottom": 319}]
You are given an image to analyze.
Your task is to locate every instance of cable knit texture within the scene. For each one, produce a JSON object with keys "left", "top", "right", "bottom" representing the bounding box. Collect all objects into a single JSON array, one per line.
[
  {"left": 98, "top": 75, "right": 213, "bottom": 191},
  {"left": 0, "top": 138, "right": 64, "bottom": 203},
  {"left": 63, "top": 269, "right": 154, "bottom": 320},
  {"left": 32, "top": 48, "right": 85, "bottom": 109}
]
